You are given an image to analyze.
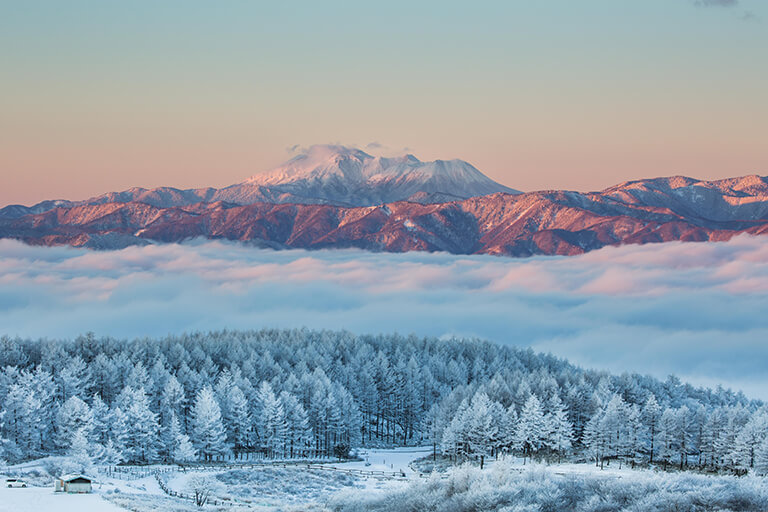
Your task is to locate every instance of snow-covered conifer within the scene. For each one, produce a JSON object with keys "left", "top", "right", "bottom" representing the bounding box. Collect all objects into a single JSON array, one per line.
[{"left": 191, "top": 386, "right": 228, "bottom": 461}]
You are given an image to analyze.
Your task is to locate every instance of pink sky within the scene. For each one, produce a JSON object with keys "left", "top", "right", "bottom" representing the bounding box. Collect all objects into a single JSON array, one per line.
[{"left": 1, "top": 1, "right": 766, "bottom": 206}]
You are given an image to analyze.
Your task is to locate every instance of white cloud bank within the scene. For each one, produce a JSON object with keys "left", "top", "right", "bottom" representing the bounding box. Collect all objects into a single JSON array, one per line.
[{"left": 1, "top": 236, "right": 767, "bottom": 398}]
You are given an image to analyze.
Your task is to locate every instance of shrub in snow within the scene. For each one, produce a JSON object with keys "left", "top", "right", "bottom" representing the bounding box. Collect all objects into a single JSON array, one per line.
[
  {"left": 43, "top": 456, "right": 90, "bottom": 478},
  {"left": 326, "top": 460, "right": 768, "bottom": 512},
  {"left": 184, "top": 474, "right": 225, "bottom": 507}
]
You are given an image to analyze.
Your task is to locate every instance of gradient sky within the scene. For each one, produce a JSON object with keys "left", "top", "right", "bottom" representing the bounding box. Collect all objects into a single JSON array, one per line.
[{"left": 1, "top": 0, "right": 767, "bottom": 206}]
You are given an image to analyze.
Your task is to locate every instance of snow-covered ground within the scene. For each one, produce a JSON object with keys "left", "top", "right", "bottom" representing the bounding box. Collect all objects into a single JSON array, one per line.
[
  {"left": 0, "top": 449, "right": 433, "bottom": 512},
  {"left": 332, "top": 446, "right": 432, "bottom": 475},
  {"left": 0, "top": 484, "right": 124, "bottom": 512},
  {"left": 8, "top": 451, "right": 753, "bottom": 512},
  {"left": 159, "top": 448, "right": 432, "bottom": 508}
]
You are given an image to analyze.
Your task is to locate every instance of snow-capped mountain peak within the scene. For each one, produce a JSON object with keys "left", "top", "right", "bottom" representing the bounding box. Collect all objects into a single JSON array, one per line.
[
  {"left": 241, "top": 144, "right": 518, "bottom": 205},
  {"left": 245, "top": 145, "right": 372, "bottom": 186}
]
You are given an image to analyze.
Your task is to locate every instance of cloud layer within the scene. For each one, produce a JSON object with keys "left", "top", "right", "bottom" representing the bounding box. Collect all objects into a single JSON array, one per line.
[{"left": 1, "top": 237, "right": 767, "bottom": 398}]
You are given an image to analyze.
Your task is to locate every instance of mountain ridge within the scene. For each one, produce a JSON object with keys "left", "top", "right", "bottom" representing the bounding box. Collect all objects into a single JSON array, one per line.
[
  {"left": 2, "top": 144, "right": 767, "bottom": 256},
  {"left": 3, "top": 173, "right": 768, "bottom": 256},
  {"left": 0, "top": 145, "right": 518, "bottom": 218}
]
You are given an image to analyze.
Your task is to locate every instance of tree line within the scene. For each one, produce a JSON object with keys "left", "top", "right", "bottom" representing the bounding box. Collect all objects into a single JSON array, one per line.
[{"left": 0, "top": 329, "right": 765, "bottom": 474}]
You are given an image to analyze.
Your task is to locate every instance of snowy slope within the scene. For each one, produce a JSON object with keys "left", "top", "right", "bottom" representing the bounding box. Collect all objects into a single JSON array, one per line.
[{"left": 231, "top": 144, "right": 519, "bottom": 206}]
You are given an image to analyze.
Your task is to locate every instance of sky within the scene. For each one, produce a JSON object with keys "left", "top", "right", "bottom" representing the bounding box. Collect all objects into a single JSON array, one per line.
[
  {"left": 1, "top": 0, "right": 767, "bottom": 206},
  {"left": 1, "top": 236, "right": 767, "bottom": 399}
]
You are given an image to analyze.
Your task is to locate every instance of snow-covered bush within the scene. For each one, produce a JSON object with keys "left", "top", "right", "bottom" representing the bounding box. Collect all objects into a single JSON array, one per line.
[
  {"left": 184, "top": 474, "right": 225, "bottom": 507},
  {"left": 42, "top": 455, "right": 92, "bottom": 478},
  {"left": 213, "top": 467, "right": 358, "bottom": 503},
  {"left": 327, "top": 460, "right": 768, "bottom": 512}
]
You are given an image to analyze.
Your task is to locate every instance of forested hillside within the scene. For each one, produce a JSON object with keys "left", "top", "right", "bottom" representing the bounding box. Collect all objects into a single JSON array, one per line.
[{"left": 1, "top": 329, "right": 766, "bottom": 474}]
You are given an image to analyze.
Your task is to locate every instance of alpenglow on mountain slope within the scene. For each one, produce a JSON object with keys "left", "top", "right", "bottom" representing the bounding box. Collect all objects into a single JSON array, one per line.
[
  {"left": 0, "top": 145, "right": 518, "bottom": 218},
  {"left": 3, "top": 172, "right": 768, "bottom": 255}
]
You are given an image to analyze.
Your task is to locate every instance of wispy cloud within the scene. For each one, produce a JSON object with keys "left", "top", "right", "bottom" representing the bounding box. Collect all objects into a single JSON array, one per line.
[
  {"left": 1, "top": 237, "right": 767, "bottom": 398},
  {"left": 694, "top": 0, "right": 738, "bottom": 7}
]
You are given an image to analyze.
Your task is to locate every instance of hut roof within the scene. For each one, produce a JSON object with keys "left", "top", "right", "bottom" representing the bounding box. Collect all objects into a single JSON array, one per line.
[{"left": 60, "top": 474, "right": 92, "bottom": 483}]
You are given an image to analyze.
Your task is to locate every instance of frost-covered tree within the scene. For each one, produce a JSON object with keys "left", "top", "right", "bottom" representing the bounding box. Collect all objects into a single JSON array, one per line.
[
  {"left": 3, "top": 382, "right": 44, "bottom": 459},
  {"left": 0, "top": 328, "right": 763, "bottom": 470},
  {"left": 584, "top": 412, "right": 606, "bottom": 468},
  {"left": 108, "top": 406, "right": 130, "bottom": 456},
  {"left": 185, "top": 474, "right": 223, "bottom": 507},
  {"left": 68, "top": 428, "right": 92, "bottom": 470},
  {"left": 657, "top": 407, "right": 678, "bottom": 469},
  {"left": 160, "top": 412, "right": 183, "bottom": 462},
  {"left": 464, "top": 392, "right": 498, "bottom": 469},
  {"left": 281, "top": 391, "right": 312, "bottom": 459},
  {"left": 624, "top": 404, "right": 644, "bottom": 467},
  {"left": 642, "top": 394, "right": 661, "bottom": 464},
  {"left": 99, "top": 439, "right": 123, "bottom": 465},
  {"left": 733, "top": 409, "right": 768, "bottom": 470},
  {"left": 55, "top": 356, "right": 91, "bottom": 402},
  {"left": 191, "top": 386, "right": 228, "bottom": 461},
  {"left": 515, "top": 395, "right": 546, "bottom": 462},
  {"left": 600, "top": 395, "right": 630, "bottom": 468},
  {"left": 256, "top": 381, "right": 288, "bottom": 458},
  {"left": 174, "top": 432, "right": 197, "bottom": 463},
  {"left": 160, "top": 375, "right": 186, "bottom": 429},
  {"left": 755, "top": 437, "right": 768, "bottom": 476},
  {"left": 544, "top": 393, "right": 573, "bottom": 462},
  {"left": 122, "top": 387, "right": 159, "bottom": 462},
  {"left": 441, "top": 399, "right": 470, "bottom": 461},
  {"left": 224, "top": 385, "right": 251, "bottom": 458},
  {"left": 674, "top": 406, "right": 692, "bottom": 470},
  {"left": 91, "top": 394, "right": 110, "bottom": 445},
  {"left": 701, "top": 407, "right": 725, "bottom": 469},
  {"left": 55, "top": 396, "right": 94, "bottom": 451}
]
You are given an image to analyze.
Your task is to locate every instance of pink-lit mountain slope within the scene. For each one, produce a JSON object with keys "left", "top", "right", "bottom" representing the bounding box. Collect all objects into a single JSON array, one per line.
[
  {"left": 0, "top": 145, "right": 517, "bottom": 219},
  {"left": 3, "top": 174, "right": 768, "bottom": 255}
]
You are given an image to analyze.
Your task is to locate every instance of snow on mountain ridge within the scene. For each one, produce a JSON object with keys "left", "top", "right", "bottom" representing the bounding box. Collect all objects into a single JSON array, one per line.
[
  {"left": 246, "top": 144, "right": 512, "bottom": 191},
  {"left": 234, "top": 144, "right": 518, "bottom": 206}
]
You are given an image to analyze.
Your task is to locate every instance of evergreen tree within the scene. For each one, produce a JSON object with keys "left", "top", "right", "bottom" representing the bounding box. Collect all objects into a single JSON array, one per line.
[
  {"left": 123, "top": 387, "right": 159, "bottom": 462},
  {"left": 732, "top": 409, "right": 768, "bottom": 470},
  {"left": 225, "top": 385, "right": 251, "bottom": 458},
  {"left": 281, "top": 391, "right": 311, "bottom": 459},
  {"left": 55, "top": 396, "right": 94, "bottom": 451},
  {"left": 642, "top": 394, "right": 661, "bottom": 464},
  {"left": 754, "top": 437, "right": 768, "bottom": 476},
  {"left": 465, "top": 392, "right": 498, "bottom": 469},
  {"left": 256, "top": 381, "right": 288, "bottom": 458},
  {"left": 544, "top": 393, "right": 573, "bottom": 462},
  {"left": 515, "top": 395, "right": 546, "bottom": 462},
  {"left": 174, "top": 432, "right": 197, "bottom": 463},
  {"left": 191, "top": 386, "right": 228, "bottom": 461},
  {"left": 91, "top": 394, "right": 110, "bottom": 445}
]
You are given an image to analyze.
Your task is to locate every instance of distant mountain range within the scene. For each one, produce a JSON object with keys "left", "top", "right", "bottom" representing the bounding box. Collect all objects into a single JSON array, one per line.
[
  {"left": 0, "top": 145, "right": 517, "bottom": 218},
  {"left": 2, "top": 145, "right": 767, "bottom": 255}
]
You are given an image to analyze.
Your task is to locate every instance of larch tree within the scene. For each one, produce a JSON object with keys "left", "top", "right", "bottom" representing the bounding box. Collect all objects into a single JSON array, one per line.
[
  {"left": 465, "top": 392, "right": 498, "bottom": 469},
  {"left": 754, "top": 437, "right": 768, "bottom": 476},
  {"left": 191, "top": 386, "right": 228, "bottom": 461},
  {"left": 544, "top": 393, "right": 573, "bottom": 462},
  {"left": 642, "top": 394, "right": 661, "bottom": 464},
  {"left": 257, "top": 381, "right": 288, "bottom": 458},
  {"left": 55, "top": 396, "right": 94, "bottom": 451},
  {"left": 515, "top": 394, "right": 546, "bottom": 463},
  {"left": 122, "top": 387, "right": 160, "bottom": 463},
  {"left": 732, "top": 409, "right": 768, "bottom": 470}
]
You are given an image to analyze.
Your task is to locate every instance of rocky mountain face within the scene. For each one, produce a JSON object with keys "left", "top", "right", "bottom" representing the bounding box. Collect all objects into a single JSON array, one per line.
[{"left": 3, "top": 174, "right": 768, "bottom": 256}]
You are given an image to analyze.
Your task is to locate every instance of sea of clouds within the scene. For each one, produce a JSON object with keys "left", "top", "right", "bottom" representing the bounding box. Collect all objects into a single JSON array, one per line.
[{"left": 1, "top": 236, "right": 767, "bottom": 398}]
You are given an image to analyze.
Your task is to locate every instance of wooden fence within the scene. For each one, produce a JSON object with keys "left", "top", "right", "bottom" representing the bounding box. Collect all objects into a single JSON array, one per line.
[{"left": 102, "top": 458, "right": 449, "bottom": 507}]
